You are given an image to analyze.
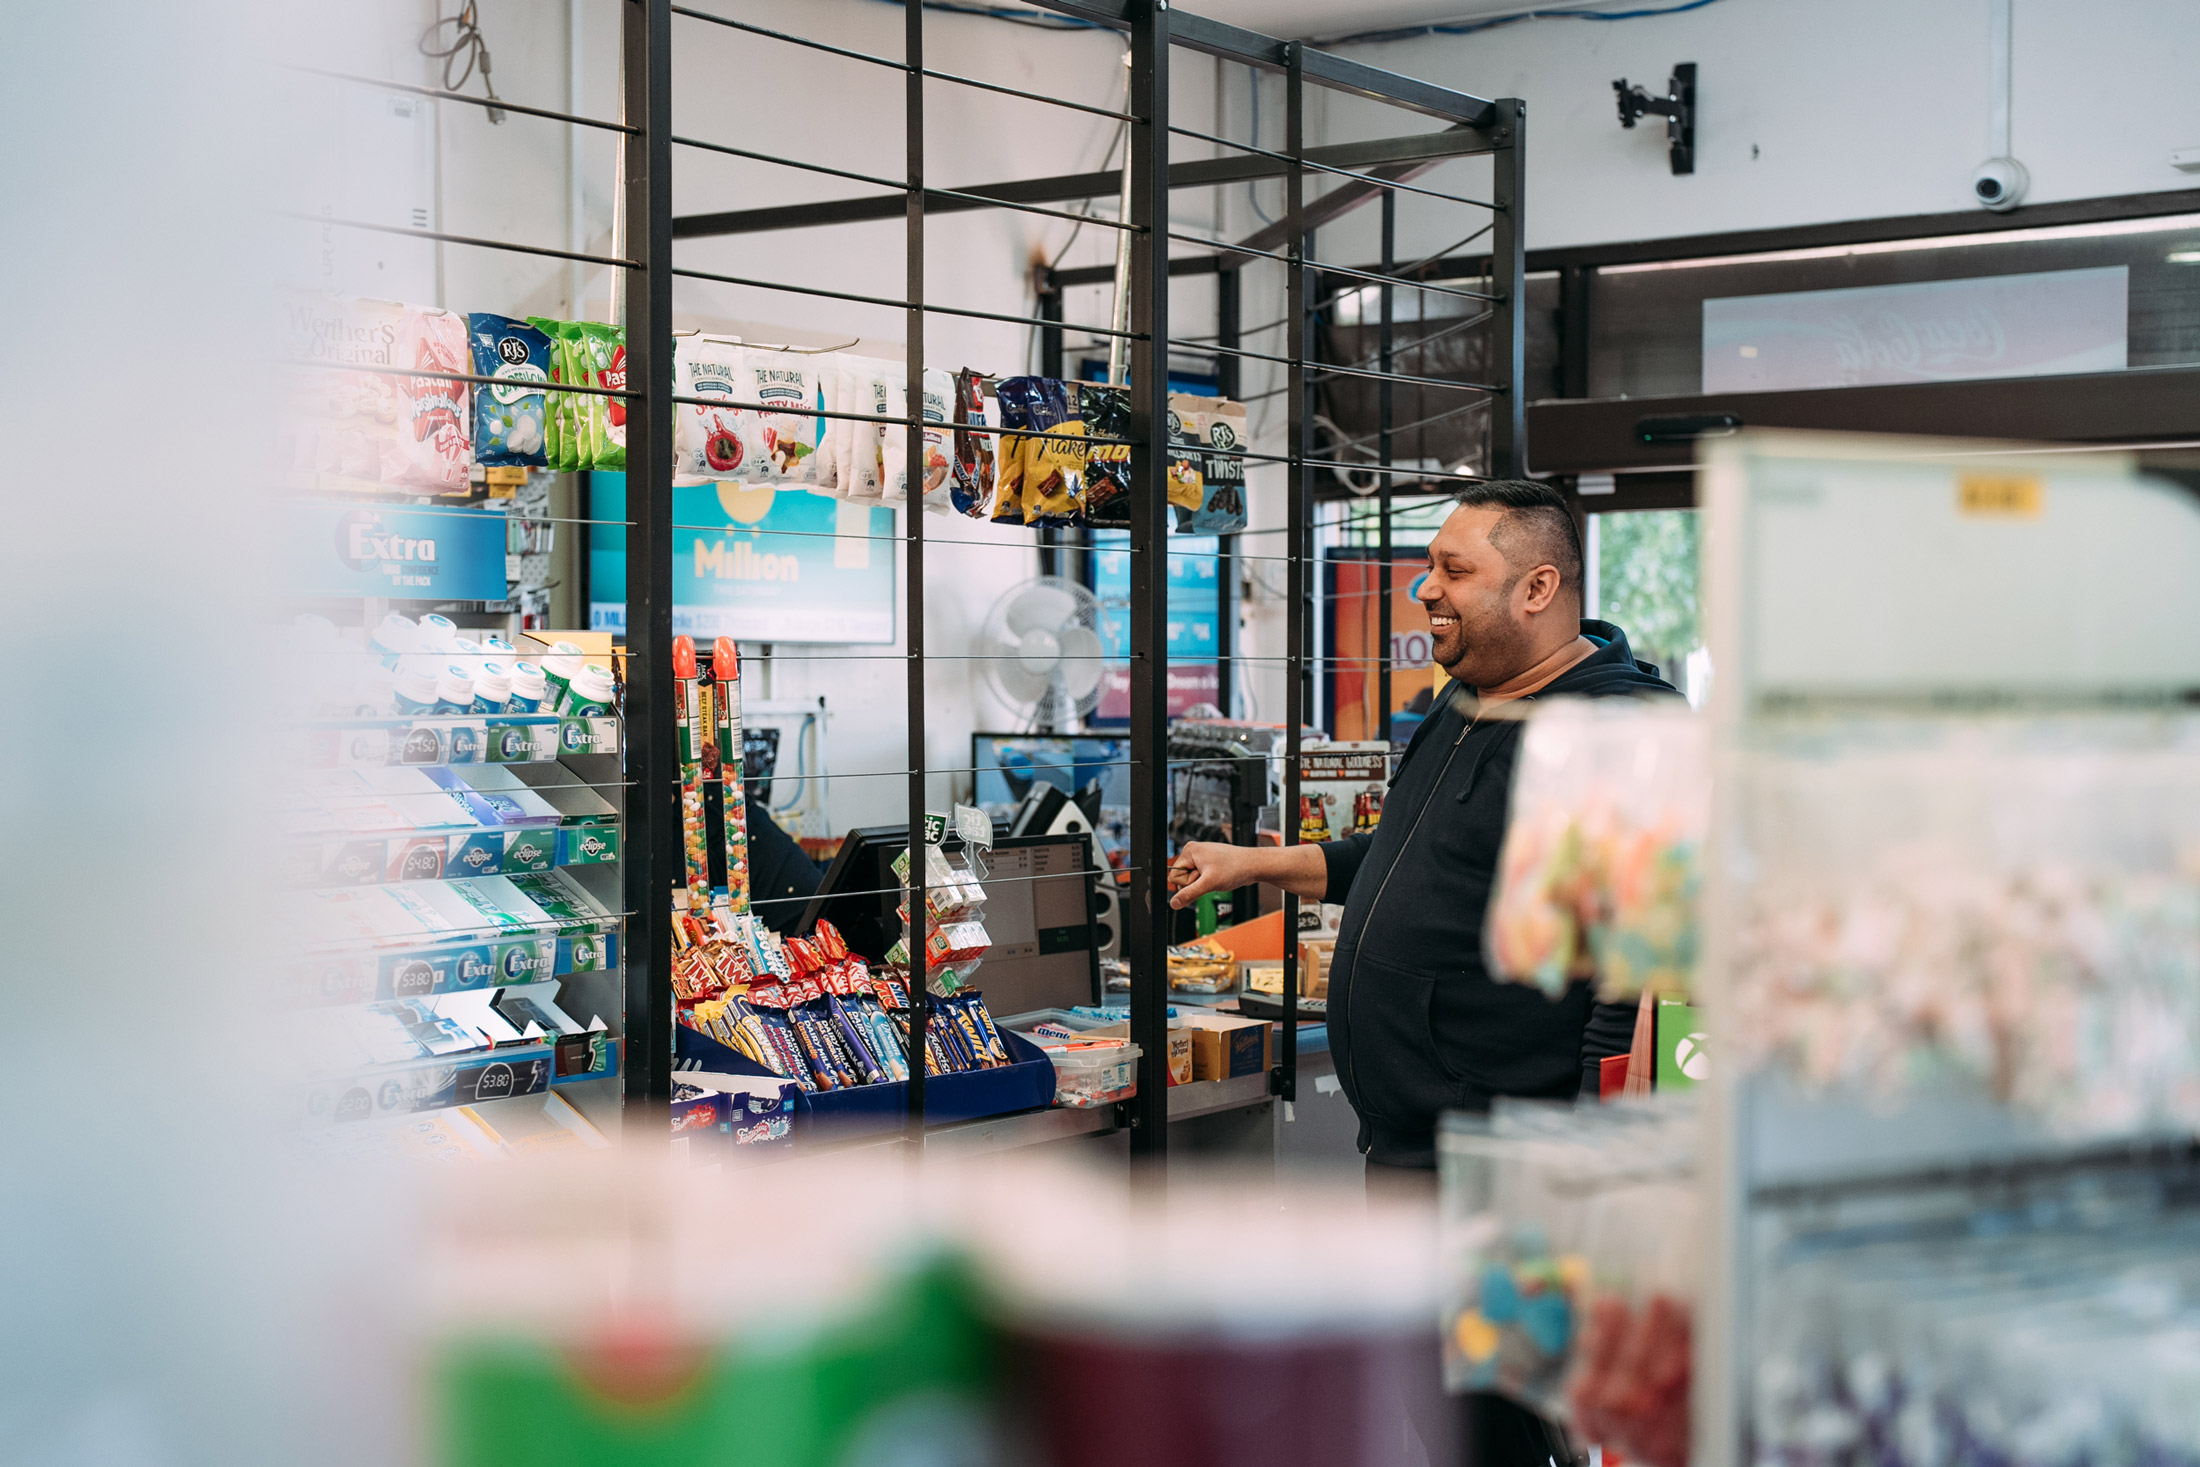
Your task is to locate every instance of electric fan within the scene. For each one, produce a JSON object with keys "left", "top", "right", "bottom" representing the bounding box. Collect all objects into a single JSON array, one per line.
[{"left": 974, "top": 575, "right": 1109, "bottom": 732}]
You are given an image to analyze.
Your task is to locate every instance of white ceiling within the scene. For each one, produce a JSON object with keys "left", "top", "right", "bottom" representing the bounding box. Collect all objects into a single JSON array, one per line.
[{"left": 1183, "top": 0, "right": 1540, "bottom": 43}]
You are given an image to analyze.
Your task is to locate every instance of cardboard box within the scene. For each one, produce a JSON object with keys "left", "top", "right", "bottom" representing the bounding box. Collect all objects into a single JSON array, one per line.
[
  {"left": 1175, "top": 1010, "right": 1273, "bottom": 1082},
  {"left": 1654, "top": 999, "right": 1707, "bottom": 1091},
  {"left": 1240, "top": 940, "right": 1331, "bottom": 1000}
]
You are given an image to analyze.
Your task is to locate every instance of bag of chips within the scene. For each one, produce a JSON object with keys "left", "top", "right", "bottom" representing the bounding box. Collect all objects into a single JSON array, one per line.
[
  {"left": 950, "top": 368, "right": 995, "bottom": 518},
  {"left": 1079, "top": 383, "right": 1133, "bottom": 527},
  {"left": 991, "top": 375, "right": 1044, "bottom": 526},
  {"left": 465, "top": 313, "right": 551, "bottom": 468},
  {"left": 742, "top": 351, "right": 818, "bottom": 483},
  {"left": 673, "top": 335, "right": 754, "bottom": 484},
  {"left": 1020, "top": 378, "right": 1086, "bottom": 526},
  {"left": 1166, "top": 393, "right": 1208, "bottom": 515},
  {"left": 383, "top": 306, "right": 471, "bottom": 493},
  {"left": 1182, "top": 395, "right": 1248, "bottom": 533},
  {"left": 914, "top": 367, "right": 955, "bottom": 511},
  {"left": 573, "top": 321, "right": 628, "bottom": 471}
]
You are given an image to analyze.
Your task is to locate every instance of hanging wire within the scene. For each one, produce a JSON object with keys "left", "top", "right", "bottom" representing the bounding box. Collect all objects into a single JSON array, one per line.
[{"left": 419, "top": 2, "right": 504, "bottom": 123}]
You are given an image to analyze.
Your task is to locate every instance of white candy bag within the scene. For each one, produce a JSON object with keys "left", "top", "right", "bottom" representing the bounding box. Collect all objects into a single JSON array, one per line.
[{"left": 672, "top": 335, "right": 753, "bottom": 485}]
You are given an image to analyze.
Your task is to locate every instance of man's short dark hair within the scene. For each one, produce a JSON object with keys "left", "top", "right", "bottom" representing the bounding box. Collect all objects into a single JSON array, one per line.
[{"left": 1451, "top": 479, "right": 1583, "bottom": 601}]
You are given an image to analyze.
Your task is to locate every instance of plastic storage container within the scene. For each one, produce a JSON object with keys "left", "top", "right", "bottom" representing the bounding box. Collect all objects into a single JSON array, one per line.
[{"left": 1039, "top": 1040, "right": 1141, "bottom": 1108}]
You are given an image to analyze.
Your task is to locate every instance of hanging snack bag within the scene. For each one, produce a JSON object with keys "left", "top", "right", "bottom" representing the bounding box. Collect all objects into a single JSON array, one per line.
[
  {"left": 673, "top": 335, "right": 756, "bottom": 484},
  {"left": 1020, "top": 378, "right": 1087, "bottom": 526},
  {"left": 991, "top": 376, "right": 1044, "bottom": 526},
  {"left": 950, "top": 368, "right": 995, "bottom": 518},
  {"left": 279, "top": 290, "right": 401, "bottom": 488},
  {"left": 835, "top": 356, "right": 892, "bottom": 501},
  {"left": 524, "top": 317, "right": 570, "bottom": 471},
  {"left": 465, "top": 313, "right": 551, "bottom": 468},
  {"left": 557, "top": 321, "right": 591, "bottom": 473},
  {"left": 915, "top": 367, "right": 956, "bottom": 511},
  {"left": 573, "top": 321, "right": 628, "bottom": 471},
  {"left": 383, "top": 306, "right": 471, "bottom": 493},
  {"left": 806, "top": 355, "right": 842, "bottom": 492},
  {"left": 1165, "top": 393, "right": 1208, "bottom": 516},
  {"left": 1182, "top": 394, "right": 1249, "bottom": 533},
  {"left": 878, "top": 362, "right": 911, "bottom": 502},
  {"left": 742, "top": 351, "right": 818, "bottom": 483},
  {"left": 1079, "top": 383, "right": 1134, "bottom": 528}
]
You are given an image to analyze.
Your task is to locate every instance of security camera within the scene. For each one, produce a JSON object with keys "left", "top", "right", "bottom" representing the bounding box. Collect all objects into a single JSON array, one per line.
[{"left": 1971, "top": 156, "right": 2029, "bottom": 211}]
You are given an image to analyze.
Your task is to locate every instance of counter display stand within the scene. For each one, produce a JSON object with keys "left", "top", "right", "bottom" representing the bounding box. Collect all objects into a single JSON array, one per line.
[{"left": 277, "top": 673, "right": 627, "bottom": 1160}]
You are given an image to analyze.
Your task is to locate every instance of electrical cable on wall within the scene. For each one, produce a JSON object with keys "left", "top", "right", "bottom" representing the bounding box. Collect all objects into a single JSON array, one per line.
[
  {"left": 420, "top": 2, "right": 504, "bottom": 122},
  {"left": 1323, "top": 0, "right": 1725, "bottom": 46}
]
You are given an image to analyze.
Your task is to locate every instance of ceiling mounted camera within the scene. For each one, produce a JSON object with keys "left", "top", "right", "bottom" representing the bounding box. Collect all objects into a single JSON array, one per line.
[{"left": 1971, "top": 156, "right": 2030, "bottom": 211}]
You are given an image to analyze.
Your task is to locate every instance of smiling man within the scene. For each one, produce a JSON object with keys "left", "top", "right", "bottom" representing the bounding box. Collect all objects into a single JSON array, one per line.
[{"left": 1169, "top": 480, "right": 1681, "bottom": 1172}]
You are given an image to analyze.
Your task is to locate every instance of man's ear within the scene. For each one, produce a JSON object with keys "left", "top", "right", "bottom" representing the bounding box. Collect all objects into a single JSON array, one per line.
[{"left": 1518, "top": 564, "right": 1563, "bottom": 615}]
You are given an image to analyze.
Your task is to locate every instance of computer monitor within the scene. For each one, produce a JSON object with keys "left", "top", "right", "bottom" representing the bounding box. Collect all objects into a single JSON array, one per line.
[
  {"left": 796, "top": 827, "right": 1100, "bottom": 1016},
  {"left": 971, "top": 733, "right": 1129, "bottom": 866}
]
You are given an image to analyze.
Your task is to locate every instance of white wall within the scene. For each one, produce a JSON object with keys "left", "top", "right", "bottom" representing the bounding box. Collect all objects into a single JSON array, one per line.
[{"left": 1309, "top": 0, "right": 2200, "bottom": 264}]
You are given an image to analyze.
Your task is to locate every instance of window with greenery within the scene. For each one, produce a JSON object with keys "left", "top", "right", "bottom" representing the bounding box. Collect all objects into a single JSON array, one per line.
[{"left": 1592, "top": 509, "right": 1703, "bottom": 698}]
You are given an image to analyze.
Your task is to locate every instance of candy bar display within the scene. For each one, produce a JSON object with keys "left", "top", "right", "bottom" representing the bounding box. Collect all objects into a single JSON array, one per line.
[
  {"left": 1726, "top": 714, "right": 2200, "bottom": 1136},
  {"left": 1440, "top": 1099, "right": 1699, "bottom": 1467},
  {"left": 675, "top": 915, "right": 1013, "bottom": 1093},
  {"left": 1486, "top": 701, "right": 1707, "bottom": 1003}
]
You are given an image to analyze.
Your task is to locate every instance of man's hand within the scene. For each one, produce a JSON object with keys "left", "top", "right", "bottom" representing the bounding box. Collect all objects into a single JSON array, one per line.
[
  {"left": 1166, "top": 840, "right": 1330, "bottom": 909},
  {"left": 1167, "top": 841, "right": 1258, "bottom": 909}
]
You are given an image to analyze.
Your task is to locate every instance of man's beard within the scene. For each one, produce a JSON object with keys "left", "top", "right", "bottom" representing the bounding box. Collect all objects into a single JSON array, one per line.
[{"left": 1431, "top": 586, "right": 1536, "bottom": 686}]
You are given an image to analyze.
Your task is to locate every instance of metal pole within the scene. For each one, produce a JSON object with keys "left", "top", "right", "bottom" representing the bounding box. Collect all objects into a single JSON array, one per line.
[
  {"left": 1488, "top": 99, "right": 1528, "bottom": 478},
  {"left": 904, "top": 0, "right": 930, "bottom": 1140},
  {"left": 1125, "top": 0, "right": 1171, "bottom": 1162},
  {"left": 1377, "top": 190, "right": 1394, "bottom": 745},
  {"left": 621, "top": 0, "right": 675, "bottom": 1114},
  {"left": 1037, "top": 267, "right": 1065, "bottom": 583},
  {"left": 1214, "top": 265, "right": 1239, "bottom": 721},
  {"left": 1106, "top": 50, "right": 1136, "bottom": 386},
  {"left": 1277, "top": 44, "right": 1305, "bottom": 1108}
]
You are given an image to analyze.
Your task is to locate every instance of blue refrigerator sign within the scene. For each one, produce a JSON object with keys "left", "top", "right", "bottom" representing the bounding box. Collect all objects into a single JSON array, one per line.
[
  {"left": 284, "top": 501, "right": 508, "bottom": 601},
  {"left": 589, "top": 475, "right": 897, "bottom": 644}
]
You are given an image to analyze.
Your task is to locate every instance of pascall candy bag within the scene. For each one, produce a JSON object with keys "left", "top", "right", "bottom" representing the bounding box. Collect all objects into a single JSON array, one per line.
[
  {"left": 1079, "top": 383, "right": 1133, "bottom": 528},
  {"left": 672, "top": 335, "right": 753, "bottom": 484},
  {"left": 950, "top": 368, "right": 995, "bottom": 518},
  {"left": 991, "top": 375, "right": 1044, "bottom": 525},
  {"left": 384, "top": 306, "right": 471, "bottom": 493},
  {"left": 741, "top": 351, "right": 818, "bottom": 483},
  {"left": 465, "top": 313, "right": 551, "bottom": 468},
  {"left": 915, "top": 367, "right": 955, "bottom": 511},
  {"left": 574, "top": 321, "right": 628, "bottom": 471},
  {"left": 1183, "top": 394, "right": 1248, "bottom": 533},
  {"left": 1165, "top": 393, "right": 1208, "bottom": 515},
  {"left": 1020, "top": 378, "right": 1086, "bottom": 526}
]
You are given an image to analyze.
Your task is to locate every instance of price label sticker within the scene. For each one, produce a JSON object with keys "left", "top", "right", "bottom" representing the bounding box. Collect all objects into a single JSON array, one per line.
[{"left": 1957, "top": 473, "right": 2043, "bottom": 518}]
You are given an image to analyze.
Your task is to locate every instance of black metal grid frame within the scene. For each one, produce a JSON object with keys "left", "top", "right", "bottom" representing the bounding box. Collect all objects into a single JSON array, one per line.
[{"left": 612, "top": 0, "right": 1525, "bottom": 1155}]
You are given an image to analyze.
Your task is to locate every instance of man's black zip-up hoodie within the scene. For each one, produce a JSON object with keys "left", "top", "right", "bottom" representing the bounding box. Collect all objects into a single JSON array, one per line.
[{"left": 1322, "top": 619, "right": 1682, "bottom": 1168}]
